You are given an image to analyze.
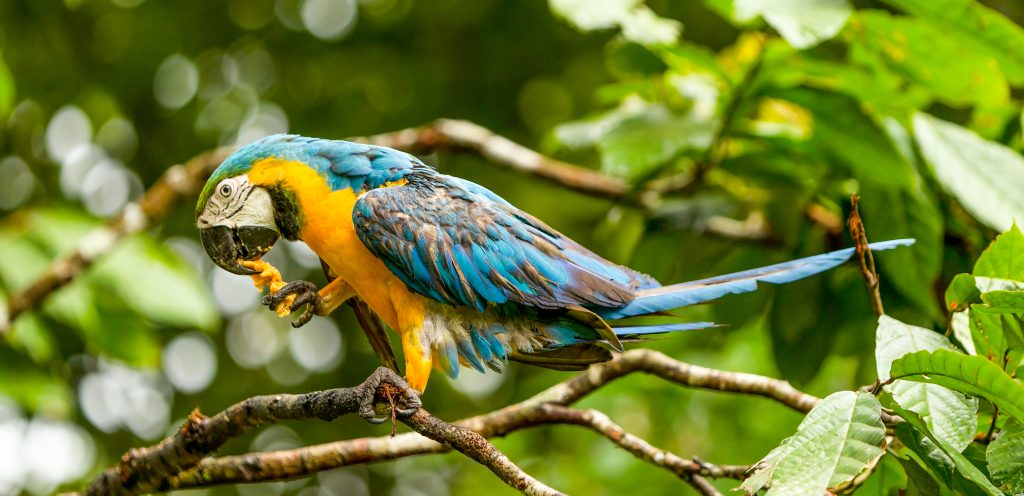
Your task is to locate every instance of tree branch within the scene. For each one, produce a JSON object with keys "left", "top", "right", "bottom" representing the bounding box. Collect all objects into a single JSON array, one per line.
[{"left": 81, "top": 349, "right": 827, "bottom": 494}]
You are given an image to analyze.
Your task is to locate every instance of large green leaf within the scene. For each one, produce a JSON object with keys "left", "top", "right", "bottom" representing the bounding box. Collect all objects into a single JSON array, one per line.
[
  {"left": 735, "top": 0, "right": 852, "bottom": 50},
  {"left": 555, "top": 99, "right": 715, "bottom": 179},
  {"left": 847, "top": 11, "right": 1009, "bottom": 109},
  {"left": 987, "top": 418, "right": 1024, "bottom": 494},
  {"left": 972, "top": 225, "right": 1024, "bottom": 283},
  {"left": 892, "top": 407, "right": 1003, "bottom": 496},
  {"left": 879, "top": 0, "right": 1024, "bottom": 85},
  {"left": 92, "top": 236, "right": 218, "bottom": 331},
  {"left": 889, "top": 349, "right": 1024, "bottom": 424},
  {"left": 738, "top": 391, "right": 886, "bottom": 495},
  {"left": 913, "top": 114, "right": 1024, "bottom": 233},
  {"left": 876, "top": 316, "right": 978, "bottom": 452}
]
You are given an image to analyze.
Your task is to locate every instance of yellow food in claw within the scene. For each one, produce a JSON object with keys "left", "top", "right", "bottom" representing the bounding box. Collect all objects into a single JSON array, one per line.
[{"left": 239, "top": 259, "right": 296, "bottom": 317}]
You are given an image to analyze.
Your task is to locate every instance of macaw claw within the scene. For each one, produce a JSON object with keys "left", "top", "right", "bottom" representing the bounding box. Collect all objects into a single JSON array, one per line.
[
  {"left": 355, "top": 366, "right": 422, "bottom": 425},
  {"left": 262, "top": 280, "right": 321, "bottom": 328}
]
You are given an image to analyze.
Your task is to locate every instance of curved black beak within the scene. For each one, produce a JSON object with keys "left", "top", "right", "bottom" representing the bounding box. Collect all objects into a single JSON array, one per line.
[{"left": 200, "top": 225, "right": 280, "bottom": 275}]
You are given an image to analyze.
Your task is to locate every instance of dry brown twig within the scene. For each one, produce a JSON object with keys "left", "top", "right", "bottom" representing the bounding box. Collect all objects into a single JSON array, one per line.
[{"left": 847, "top": 193, "right": 884, "bottom": 318}]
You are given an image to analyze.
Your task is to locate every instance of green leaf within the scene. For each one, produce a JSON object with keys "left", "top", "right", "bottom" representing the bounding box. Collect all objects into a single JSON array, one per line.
[
  {"left": 947, "top": 273, "right": 982, "bottom": 312},
  {"left": 892, "top": 406, "right": 1003, "bottom": 496},
  {"left": 973, "top": 225, "right": 1024, "bottom": 282},
  {"left": 889, "top": 349, "right": 1024, "bottom": 424},
  {"left": 981, "top": 291, "right": 1024, "bottom": 310},
  {"left": 895, "top": 454, "right": 943, "bottom": 496},
  {"left": 913, "top": 113, "right": 1024, "bottom": 232},
  {"left": 92, "top": 236, "right": 219, "bottom": 331},
  {"left": 987, "top": 418, "right": 1024, "bottom": 494},
  {"left": 735, "top": 0, "right": 852, "bottom": 50},
  {"left": 555, "top": 99, "right": 715, "bottom": 179},
  {"left": 876, "top": 316, "right": 979, "bottom": 452},
  {"left": 738, "top": 391, "right": 886, "bottom": 495},
  {"left": 968, "top": 305, "right": 1023, "bottom": 370},
  {"left": 599, "top": 108, "right": 714, "bottom": 178},
  {"left": 846, "top": 11, "right": 1009, "bottom": 109},
  {"left": 548, "top": 0, "right": 681, "bottom": 45},
  {"left": 879, "top": 0, "right": 1024, "bottom": 85},
  {"left": 894, "top": 420, "right": 956, "bottom": 488}
]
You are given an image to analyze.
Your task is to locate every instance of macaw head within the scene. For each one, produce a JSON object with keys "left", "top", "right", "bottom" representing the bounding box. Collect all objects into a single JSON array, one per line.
[
  {"left": 197, "top": 134, "right": 422, "bottom": 274},
  {"left": 195, "top": 135, "right": 313, "bottom": 275}
]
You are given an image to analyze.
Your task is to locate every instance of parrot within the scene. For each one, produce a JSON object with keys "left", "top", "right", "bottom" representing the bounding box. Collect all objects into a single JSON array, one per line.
[{"left": 195, "top": 134, "right": 912, "bottom": 419}]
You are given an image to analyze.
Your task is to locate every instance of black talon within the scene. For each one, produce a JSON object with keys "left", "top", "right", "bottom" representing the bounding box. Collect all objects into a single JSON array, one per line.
[
  {"left": 261, "top": 280, "right": 321, "bottom": 328},
  {"left": 354, "top": 367, "right": 422, "bottom": 425}
]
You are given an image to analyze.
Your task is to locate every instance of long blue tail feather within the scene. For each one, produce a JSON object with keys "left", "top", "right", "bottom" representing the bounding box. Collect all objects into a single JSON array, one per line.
[
  {"left": 612, "top": 321, "right": 719, "bottom": 336},
  {"left": 599, "top": 239, "right": 915, "bottom": 320}
]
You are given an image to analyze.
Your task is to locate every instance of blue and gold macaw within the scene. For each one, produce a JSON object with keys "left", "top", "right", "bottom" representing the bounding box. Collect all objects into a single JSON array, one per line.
[{"left": 196, "top": 134, "right": 911, "bottom": 404}]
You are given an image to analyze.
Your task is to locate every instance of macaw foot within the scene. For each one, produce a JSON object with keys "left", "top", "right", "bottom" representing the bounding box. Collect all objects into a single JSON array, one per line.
[
  {"left": 263, "top": 280, "right": 321, "bottom": 328},
  {"left": 354, "top": 366, "right": 422, "bottom": 425}
]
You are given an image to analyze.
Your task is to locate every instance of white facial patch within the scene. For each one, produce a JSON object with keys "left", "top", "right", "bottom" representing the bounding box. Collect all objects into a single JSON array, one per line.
[{"left": 196, "top": 176, "right": 277, "bottom": 230}]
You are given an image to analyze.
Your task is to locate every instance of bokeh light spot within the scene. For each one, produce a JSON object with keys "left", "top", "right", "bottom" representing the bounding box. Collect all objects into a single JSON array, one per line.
[
  {"left": 0, "top": 156, "right": 35, "bottom": 210},
  {"left": 153, "top": 54, "right": 199, "bottom": 109},
  {"left": 45, "top": 105, "right": 92, "bottom": 163},
  {"left": 163, "top": 332, "right": 218, "bottom": 394},
  {"left": 301, "top": 0, "right": 358, "bottom": 41},
  {"left": 288, "top": 318, "right": 343, "bottom": 372}
]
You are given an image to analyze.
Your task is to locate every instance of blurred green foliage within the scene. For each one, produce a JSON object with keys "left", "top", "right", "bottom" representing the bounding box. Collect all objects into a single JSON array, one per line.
[{"left": 1, "top": 0, "right": 1023, "bottom": 494}]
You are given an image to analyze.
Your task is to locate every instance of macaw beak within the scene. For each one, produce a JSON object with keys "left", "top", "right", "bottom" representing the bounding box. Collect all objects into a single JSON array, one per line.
[{"left": 200, "top": 225, "right": 280, "bottom": 275}]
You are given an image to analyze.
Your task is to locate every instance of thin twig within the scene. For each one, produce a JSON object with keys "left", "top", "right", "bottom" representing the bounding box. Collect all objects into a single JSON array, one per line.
[{"left": 848, "top": 193, "right": 884, "bottom": 317}]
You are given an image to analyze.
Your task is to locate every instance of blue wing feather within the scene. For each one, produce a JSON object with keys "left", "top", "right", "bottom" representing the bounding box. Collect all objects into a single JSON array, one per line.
[{"left": 353, "top": 170, "right": 653, "bottom": 312}]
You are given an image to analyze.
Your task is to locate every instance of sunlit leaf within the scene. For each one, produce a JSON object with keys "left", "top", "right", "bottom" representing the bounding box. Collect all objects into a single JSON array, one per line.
[
  {"left": 946, "top": 273, "right": 982, "bottom": 313},
  {"left": 880, "top": 0, "right": 1024, "bottom": 85},
  {"left": 738, "top": 391, "right": 885, "bottom": 495},
  {"left": 555, "top": 98, "right": 715, "bottom": 178},
  {"left": 92, "top": 236, "right": 218, "bottom": 331},
  {"left": 548, "top": 0, "right": 680, "bottom": 45},
  {"left": 892, "top": 407, "right": 1002, "bottom": 496},
  {"left": 987, "top": 418, "right": 1024, "bottom": 494},
  {"left": 972, "top": 225, "right": 1024, "bottom": 282},
  {"left": 889, "top": 349, "right": 1024, "bottom": 424},
  {"left": 847, "top": 11, "right": 1009, "bottom": 108},
  {"left": 876, "top": 316, "right": 978, "bottom": 452},
  {"left": 735, "top": 0, "right": 852, "bottom": 49},
  {"left": 913, "top": 113, "right": 1024, "bottom": 232}
]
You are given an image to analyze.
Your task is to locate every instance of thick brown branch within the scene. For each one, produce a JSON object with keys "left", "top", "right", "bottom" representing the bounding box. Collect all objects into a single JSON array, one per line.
[
  {"left": 86, "top": 385, "right": 366, "bottom": 495},
  {"left": 144, "top": 349, "right": 816, "bottom": 492}
]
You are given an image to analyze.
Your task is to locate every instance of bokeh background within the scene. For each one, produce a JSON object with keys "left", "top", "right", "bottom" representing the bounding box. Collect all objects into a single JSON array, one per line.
[{"left": 0, "top": 0, "right": 1022, "bottom": 494}]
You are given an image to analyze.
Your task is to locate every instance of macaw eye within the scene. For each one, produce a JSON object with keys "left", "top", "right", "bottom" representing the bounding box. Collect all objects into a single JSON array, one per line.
[{"left": 219, "top": 183, "right": 233, "bottom": 197}]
